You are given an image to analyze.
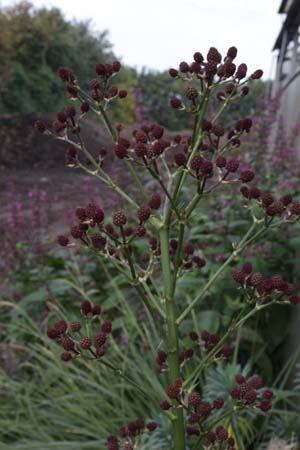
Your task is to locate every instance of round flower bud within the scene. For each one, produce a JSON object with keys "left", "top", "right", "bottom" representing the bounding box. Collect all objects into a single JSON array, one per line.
[
  {"left": 227, "top": 46, "right": 237, "bottom": 60},
  {"left": 61, "top": 352, "right": 72, "bottom": 362},
  {"left": 179, "top": 61, "right": 189, "bottom": 73},
  {"left": 149, "top": 194, "right": 161, "bottom": 210},
  {"left": 251, "top": 69, "right": 263, "bottom": 80},
  {"left": 96, "top": 347, "right": 106, "bottom": 358},
  {"left": 81, "top": 299, "right": 92, "bottom": 316},
  {"left": 166, "top": 384, "right": 180, "bottom": 399},
  {"left": 113, "top": 210, "right": 127, "bottom": 227},
  {"left": 34, "top": 120, "right": 46, "bottom": 133},
  {"left": 236, "top": 63, "right": 247, "bottom": 79},
  {"left": 240, "top": 170, "right": 255, "bottom": 183},
  {"left": 112, "top": 60, "right": 121, "bottom": 72},
  {"left": 61, "top": 337, "right": 75, "bottom": 351},
  {"left": 137, "top": 205, "right": 151, "bottom": 223},
  {"left": 259, "top": 399, "right": 272, "bottom": 412},
  {"left": 147, "top": 422, "right": 157, "bottom": 432},
  {"left": 193, "top": 52, "right": 204, "bottom": 63},
  {"left": 188, "top": 392, "right": 201, "bottom": 406},
  {"left": 169, "top": 68, "right": 179, "bottom": 77},
  {"left": 81, "top": 101, "right": 90, "bottom": 113},
  {"left": 186, "top": 86, "right": 198, "bottom": 100},
  {"left": 174, "top": 152, "right": 186, "bottom": 166},
  {"left": 57, "top": 235, "right": 69, "bottom": 246},
  {"left": 170, "top": 98, "right": 182, "bottom": 109},
  {"left": 216, "top": 155, "right": 226, "bottom": 168},
  {"left": 70, "top": 321, "right": 81, "bottom": 332},
  {"left": 119, "top": 90, "right": 128, "bottom": 98},
  {"left": 226, "top": 158, "right": 239, "bottom": 172},
  {"left": 80, "top": 336, "right": 92, "bottom": 349}
]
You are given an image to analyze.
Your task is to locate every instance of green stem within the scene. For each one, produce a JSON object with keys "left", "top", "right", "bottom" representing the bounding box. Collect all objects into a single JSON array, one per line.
[
  {"left": 98, "top": 105, "right": 117, "bottom": 142},
  {"left": 177, "top": 222, "right": 258, "bottom": 325},
  {"left": 125, "top": 160, "right": 148, "bottom": 201},
  {"left": 159, "top": 225, "right": 186, "bottom": 450}
]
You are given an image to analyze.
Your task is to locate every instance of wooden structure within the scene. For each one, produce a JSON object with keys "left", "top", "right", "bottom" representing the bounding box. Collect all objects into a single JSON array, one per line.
[{"left": 273, "top": 0, "right": 300, "bottom": 127}]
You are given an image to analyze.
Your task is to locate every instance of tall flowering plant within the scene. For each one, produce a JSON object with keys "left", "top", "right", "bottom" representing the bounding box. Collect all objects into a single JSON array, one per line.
[{"left": 35, "top": 46, "right": 300, "bottom": 450}]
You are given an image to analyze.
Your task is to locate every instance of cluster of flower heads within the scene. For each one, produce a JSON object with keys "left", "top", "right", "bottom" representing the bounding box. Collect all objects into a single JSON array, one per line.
[
  {"left": 230, "top": 374, "right": 273, "bottom": 412},
  {"left": 107, "top": 419, "right": 157, "bottom": 450},
  {"left": 57, "top": 201, "right": 207, "bottom": 274},
  {"left": 168, "top": 46, "right": 262, "bottom": 108},
  {"left": 34, "top": 60, "right": 127, "bottom": 137},
  {"left": 240, "top": 189, "right": 300, "bottom": 219},
  {"left": 232, "top": 261, "right": 300, "bottom": 305},
  {"left": 46, "top": 299, "right": 112, "bottom": 361},
  {"left": 202, "top": 427, "right": 237, "bottom": 449},
  {"left": 156, "top": 330, "right": 234, "bottom": 373}
]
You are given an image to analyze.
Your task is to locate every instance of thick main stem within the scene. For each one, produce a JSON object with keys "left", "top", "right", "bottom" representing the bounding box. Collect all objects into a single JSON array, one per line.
[{"left": 159, "top": 226, "right": 186, "bottom": 450}]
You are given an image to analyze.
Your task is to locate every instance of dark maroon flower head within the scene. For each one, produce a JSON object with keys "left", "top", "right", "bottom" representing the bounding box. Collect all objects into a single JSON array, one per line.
[
  {"left": 232, "top": 268, "right": 246, "bottom": 284},
  {"left": 204, "top": 431, "right": 216, "bottom": 445},
  {"left": 226, "top": 158, "right": 239, "bottom": 173},
  {"left": 147, "top": 422, "right": 157, "bottom": 432},
  {"left": 242, "top": 261, "right": 252, "bottom": 274},
  {"left": 57, "top": 235, "right": 69, "bottom": 247},
  {"left": 224, "top": 62, "right": 236, "bottom": 77},
  {"left": 65, "top": 105, "right": 76, "bottom": 117},
  {"left": 240, "top": 170, "right": 255, "bottom": 183},
  {"left": 113, "top": 210, "right": 127, "bottom": 227},
  {"left": 81, "top": 299, "right": 92, "bottom": 316},
  {"left": 80, "top": 336, "right": 92, "bottom": 349},
  {"left": 188, "top": 391, "right": 201, "bottom": 406},
  {"left": 216, "top": 426, "right": 228, "bottom": 441},
  {"left": 290, "top": 295, "right": 300, "bottom": 305},
  {"left": 101, "top": 321, "right": 112, "bottom": 334},
  {"left": 149, "top": 193, "right": 161, "bottom": 210},
  {"left": 166, "top": 384, "right": 180, "bottom": 399},
  {"left": 160, "top": 401, "right": 172, "bottom": 410},
  {"left": 118, "top": 136, "right": 131, "bottom": 149},
  {"left": 263, "top": 389, "right": 273, "bottom": 399},
  {"left": 186, "top": 86, "right": 198, "bottom": 100},
  {"left": 190, "top": 155, "right": 203, "bottom": 171},
  {"left": 244, "top": 389, "right": 257, "bottom": 404},
  {"left": 227, "top": 46, "right": 238, "bottom": 60},
  {"left": 112, "top": 60, "right": 121, "bottom": 72},
  {"left": 212, "top": 124, "right": 224, "bottom": 137},
  {"left": 251, "top": 69, "right": 263, "bottom": 80},
  {"left": 174, "top": 152, "right": 186, "bottom": 166},
  {"left": 207, "top": 47, "right": 222, "bottom": 63},
  {"left": 34, "top": 120, "right": 46, "bottom": 133},
  {"left": 52, "top": 120, "right": 65, "bottom": 134},
  {"left": 92, "top": 304, "right": 101, "bottom": 315},
  {"left": 85, "top": 203, "right": 105, "bottom": 224},
  {"left": 54, "top": 320, "right": 67, "bottom": 335},
  {"left": 47, "top": 328, "right": 60, "bottom": 339},
  {"left": 186, "top": 426, "right": 200, "bottom": 436},
  {"left": 169, "top": 68, "right": 179, "bottom": 78},
  {"left": 241, "top": 85, "right": 249, "bottom": 96},
  {"left": 115, "top": 143, "right": 127, "bottom": 159},
  {"left": 205, "top": 61, "right": 217, "bottom": 78},
  {"left": 179, "top": 61, "right": 190, "bottom": 73},
  {"left": 137, "top": 205, "right": 151, "bottom": 223},
  {"left": 61, "top": 352, "right": 72, "bottom": 362},
  {"left": 96, "top": 347, "right": 106, "bottom": 358},
  {"left": 213, "top": 397, "right": 224, "bottom": 409},
  {"left": 193, "top": 51, "right": 204, "bottom": 63},
  {"left": 156, "top": 350, "right": 167, "bottom": 365},
  {"left": 70, "top": 320, "right": 81, "bottom": 332},
  {"left": 119, "top": 89, "right": 127, "bottom": 99},
  {"left": 199, "top": 401, "right": 212, "bottom": 417},
  {"left": 81, "top": 101, "right": 90, "bottom": 113},
  {"left": 152, "top": 124, "right": 164, "bottom": 139},
  {"left": 236, "top": 63, "right": 247, "bottom": 79},
  {"left": 58, "top": 67, "right": 75, "bottom": 82},
  {"left": 170, "top": 97, "right": 182, "bottom": 109},
  {"left": 61, "top": 337, "right": 75, "bottom": 351},
  {"left": 95, "top": 332, "right": 107, "bottom": 347},
  {"left": 216, "top": 155, "right": 227, "bottom": 168},
  {"left": 189, "top": 330, "right": 198, "bottom": 341},
  {"left": 290, "top": 202, "right": 300, "bottom": 215},
  {"left": 280, "top": 194, "right": 293, "bottom": 206},
  {"left": 202, "top": 119, "right": 212, "bottom": 132},
  {"left": 259, "top": 399, "right": 272, "bottom": 412},
  {"left": 95, "top": 63, "right": 106, "bottom": 76}
]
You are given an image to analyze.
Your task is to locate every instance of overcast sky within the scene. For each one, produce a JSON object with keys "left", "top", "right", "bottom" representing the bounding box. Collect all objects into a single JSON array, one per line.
[{"left": 2, "top": 0, "right": 284, "bottom": 78}]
